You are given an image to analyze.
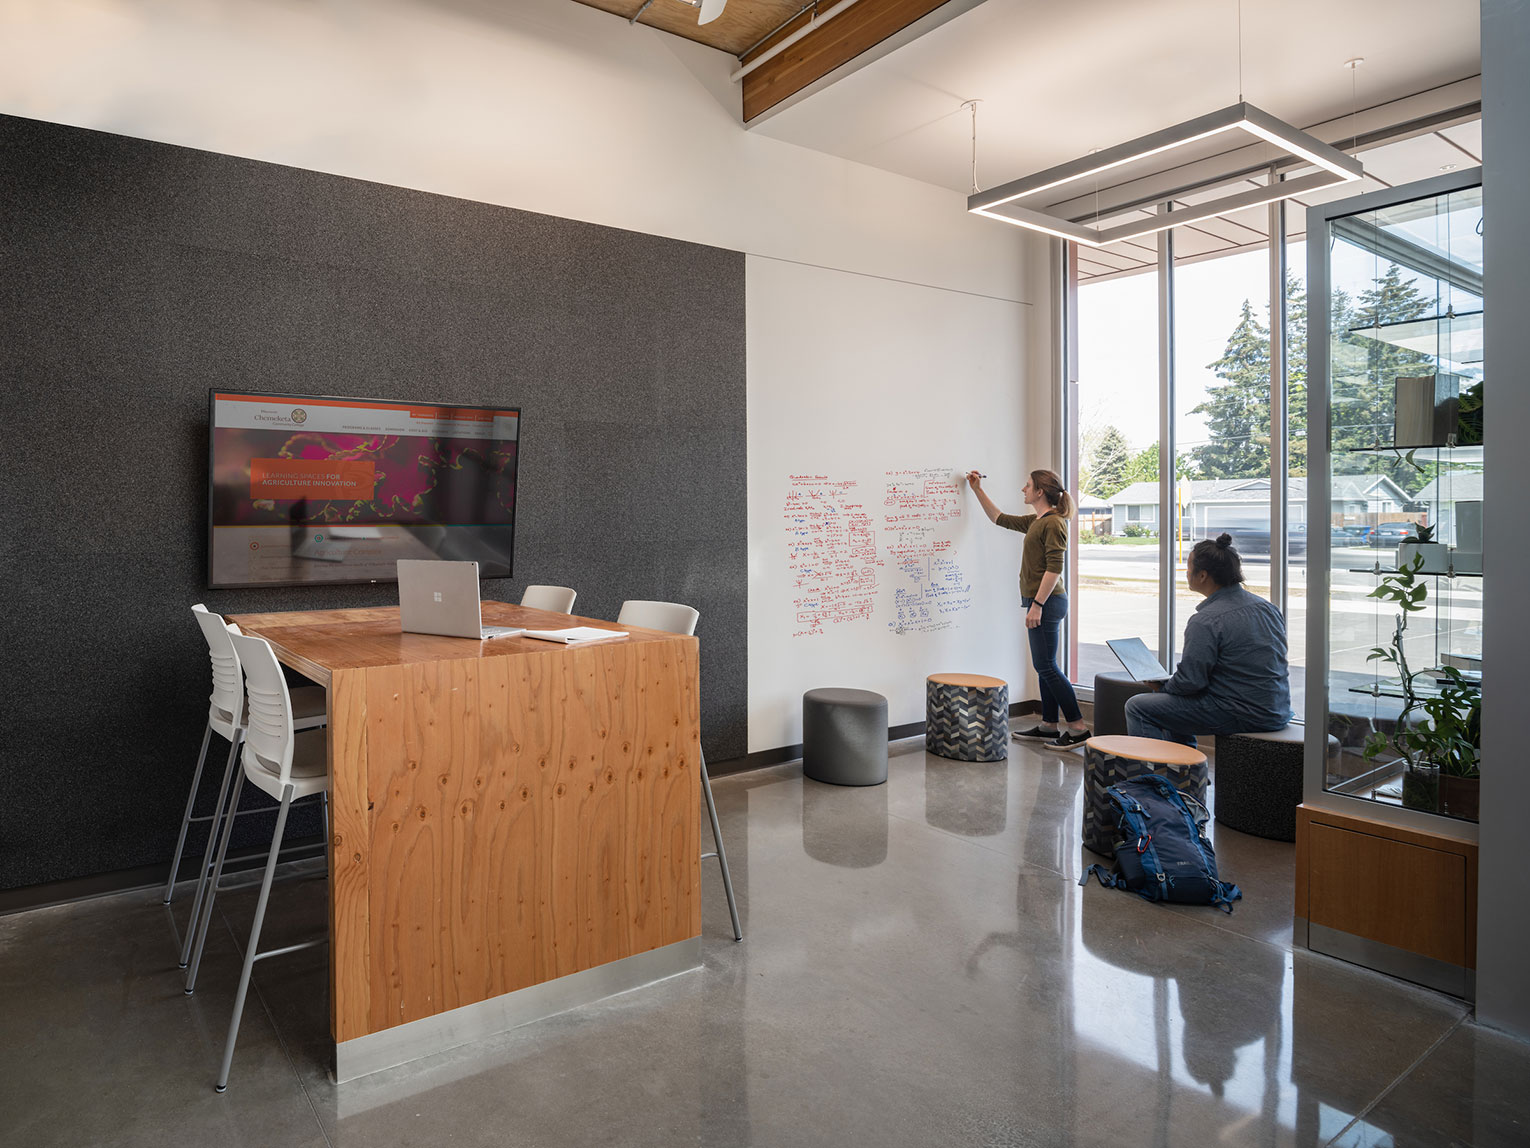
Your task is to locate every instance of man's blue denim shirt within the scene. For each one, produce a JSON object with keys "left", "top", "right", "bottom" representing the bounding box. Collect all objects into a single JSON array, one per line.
[{"left": 1163, "top": 584, "right": 1292, "bottom": 727}]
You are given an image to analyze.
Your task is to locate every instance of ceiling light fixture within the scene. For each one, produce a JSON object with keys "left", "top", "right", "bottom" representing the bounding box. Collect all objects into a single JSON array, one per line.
[
  {"left": 967, "top": 102, "right": 1364, "bottom": 247},
  {"left": 968, "top": 5, "right": 1364, "bottom": 248}
]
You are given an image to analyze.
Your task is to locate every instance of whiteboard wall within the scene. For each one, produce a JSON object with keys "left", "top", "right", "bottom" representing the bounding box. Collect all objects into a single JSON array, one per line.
[{"left": 746, "top": 254, "right": 1037, "bottom": 752}]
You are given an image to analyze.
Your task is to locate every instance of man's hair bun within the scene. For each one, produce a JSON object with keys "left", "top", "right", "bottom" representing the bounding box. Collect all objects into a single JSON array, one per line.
[{"left": 1190, "top": 533, "right": 1246, "bottom": 586}]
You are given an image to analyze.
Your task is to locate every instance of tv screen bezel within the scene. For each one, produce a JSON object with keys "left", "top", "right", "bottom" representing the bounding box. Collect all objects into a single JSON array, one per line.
[{"left": 206, "top": 388, "right": 521, "bottom": 590}]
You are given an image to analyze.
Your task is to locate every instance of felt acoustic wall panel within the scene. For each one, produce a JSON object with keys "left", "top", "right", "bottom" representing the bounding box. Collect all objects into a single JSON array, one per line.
[{"left": 0, "top": 114, "right": 746, "bottom": 891}]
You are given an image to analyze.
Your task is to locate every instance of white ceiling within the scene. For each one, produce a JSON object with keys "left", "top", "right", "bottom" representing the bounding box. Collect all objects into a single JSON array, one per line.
[{"left": 752, "top": 0, "right": 1481, "bottom": 196}]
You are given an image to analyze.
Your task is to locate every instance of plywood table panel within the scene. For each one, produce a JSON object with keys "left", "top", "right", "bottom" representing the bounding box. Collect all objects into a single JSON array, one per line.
[{"left": 230, "top": 604, "right": 702, "bottom": 1046}]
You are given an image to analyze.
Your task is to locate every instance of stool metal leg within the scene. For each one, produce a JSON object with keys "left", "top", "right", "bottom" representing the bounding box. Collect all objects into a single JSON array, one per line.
[
  {"left": 165, "top": 723, "right": 214, "bottom": 904},
  {"left": 185, "top": 767, "right": 244, "bottom": 995},
  {"left": 700, "top": 753, "right": 742, "bottom": 942},
  {"left": 215, "top": 783, "right": 293, "bottom": 1093},
  {"left": 179, "top": 730, "right": 243, "bottom": 969}
]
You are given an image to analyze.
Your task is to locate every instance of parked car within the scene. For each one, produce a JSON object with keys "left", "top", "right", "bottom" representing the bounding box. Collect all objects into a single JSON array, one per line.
[
  {"left": 1331, "top": 527, "right": 1356, "bottom": 548},
  {"left": 1374, "top": 522, "right": 1418, "bottom": 547},
  {"left": 1343, "top": 524, "right": 1376, "bottom": 545},
  {"left": 1195, "top": 527, "right": 1306, "bottom": 559}
]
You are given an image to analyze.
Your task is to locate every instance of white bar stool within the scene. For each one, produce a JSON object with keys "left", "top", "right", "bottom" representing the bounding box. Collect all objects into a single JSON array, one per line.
[
  {"left": 520, "top": 584, "right": 578, "bottom": 613},
  {"left": 616, "top": 599, "right": 741, "bottom": 942},
  {"left": 189, "top": 632, "right": 330, "bottom": 1092},
  {"left": 168, "top": 606, "right": 325, "bottom": 970}
]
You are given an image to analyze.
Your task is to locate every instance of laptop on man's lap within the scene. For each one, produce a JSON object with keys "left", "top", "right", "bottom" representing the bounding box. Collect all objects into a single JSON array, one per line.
[{"left": 1107, "top": 637, "right": 1171, "bottom": 683}]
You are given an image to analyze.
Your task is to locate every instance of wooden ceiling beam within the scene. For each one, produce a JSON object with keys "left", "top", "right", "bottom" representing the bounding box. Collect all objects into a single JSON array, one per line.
[{"left": 742, "top": 0, "right": 955, "bottom": 123}]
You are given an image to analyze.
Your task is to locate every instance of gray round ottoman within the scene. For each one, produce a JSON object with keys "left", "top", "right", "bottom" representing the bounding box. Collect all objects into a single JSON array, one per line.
[
  {"left": 925, "top": 673, "right": 1009, "bottom": 761},
  {"left": 1092, "top": 672, "right": 1159, "bottom": 738},
  {"left": 1215, "top": 724, "right": 1337, "bottom": 842},
  {"left": 803, "top": 688, "right": 889, "bottom": 786}
]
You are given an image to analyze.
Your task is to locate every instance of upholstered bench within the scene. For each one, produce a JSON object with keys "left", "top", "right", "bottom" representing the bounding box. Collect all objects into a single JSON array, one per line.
[
  {"left": 803, "top": 688, "right": 889, "bottom": 786},
  {"left": 1082, "top": 735, "right": 1209, "bottom": 856},
  {"left": 1214, "top": 724, "right": 1336, "bottom": 842},
  {"left": 925, "top": 673, "right": 1009, "bottom": 762}
]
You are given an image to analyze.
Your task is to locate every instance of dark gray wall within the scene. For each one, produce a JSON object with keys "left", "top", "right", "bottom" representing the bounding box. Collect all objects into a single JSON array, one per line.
[
  {"left": 0, "top": 114, "right": 747, "bottom": 892},
  {"left": 1477, "top": 0, "right": 1530, "bottom": 1041}
]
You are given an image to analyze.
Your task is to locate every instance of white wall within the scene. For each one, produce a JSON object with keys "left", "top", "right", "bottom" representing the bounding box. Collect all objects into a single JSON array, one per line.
[
  {"left": 0, "top": 0, "right": 1027, "bottom": 303},
  {"left": 0, "top": 0, "right": 1043, "bottom": 753},
  {"left": 746, "top": 255, "right": 1034, "bottom": 750}
]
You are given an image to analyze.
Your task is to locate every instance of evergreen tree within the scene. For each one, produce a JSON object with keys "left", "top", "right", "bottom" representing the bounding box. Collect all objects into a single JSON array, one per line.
[
  {"left": 1331, "top": 264, "right": 1438, "bottom": 493},
  {"left": 1284, "top": 273, "right": 1309, "bottom": 478},
  {"left": 1189, "top": 272, "right": 1310, "bottom": 481},
  {"left": 1191, "top": 299, "right": 1272, "bottom": 479},
  {"left": 1084, "top": 425, "right": 1132, "bottom": 497}
]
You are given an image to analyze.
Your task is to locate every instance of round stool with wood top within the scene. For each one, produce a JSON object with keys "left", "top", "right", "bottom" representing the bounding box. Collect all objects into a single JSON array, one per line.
[
  {"left": 1082, "top": 735, "right": 1209, "bottom": 856},
  {"left": 925, "top": 673, "right": 1009, "bottom": 762}
]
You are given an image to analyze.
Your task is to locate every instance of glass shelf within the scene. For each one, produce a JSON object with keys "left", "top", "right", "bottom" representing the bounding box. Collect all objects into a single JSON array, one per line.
[
  {"left": 1337, "top": 444, "right": 1484, "bottom": 462},
  {"left": 1348, "top": 310, "right": 1484, "bottom": 365},
  {"left": 1313, "top": 175, "right": 1483, "bottom": 825}
]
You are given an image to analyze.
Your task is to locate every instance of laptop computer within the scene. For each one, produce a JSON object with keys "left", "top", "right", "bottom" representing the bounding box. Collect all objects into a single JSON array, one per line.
[
  {"left": 397, "top": 560, "right": 525, "bottom": 641},
  {"left": 1106, "top": 637, "right": 1172, "bottom": 683}
]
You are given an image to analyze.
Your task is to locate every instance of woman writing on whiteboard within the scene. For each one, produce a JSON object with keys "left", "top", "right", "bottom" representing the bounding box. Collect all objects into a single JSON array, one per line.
[{"left": 966, "top": 470, "right": 1089, "bottom": 749}]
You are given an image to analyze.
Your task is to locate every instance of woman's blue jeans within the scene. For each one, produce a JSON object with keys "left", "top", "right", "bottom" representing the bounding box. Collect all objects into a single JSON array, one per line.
[{"left": 1023, "top": 595, "right": 1082, "bottom": 724}]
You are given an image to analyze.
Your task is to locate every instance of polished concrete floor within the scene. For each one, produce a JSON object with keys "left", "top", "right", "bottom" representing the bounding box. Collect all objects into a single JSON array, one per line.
[{"left": 3, "top": 738, "right": 1527, "bottom": 1147}]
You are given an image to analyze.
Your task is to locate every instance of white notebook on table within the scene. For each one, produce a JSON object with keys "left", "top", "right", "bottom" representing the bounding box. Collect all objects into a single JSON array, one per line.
[{"left": 522, "top": 626, "right": 630, "bottom": 644}]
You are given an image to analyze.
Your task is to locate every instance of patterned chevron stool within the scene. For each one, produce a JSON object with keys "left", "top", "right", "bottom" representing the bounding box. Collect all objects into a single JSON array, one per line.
[
  {"left": 1082, "top": 735, "right": 1208, "bottom": 857},
  {"left": 925, "top": 674, "right": 1009, "bottom": 762}
]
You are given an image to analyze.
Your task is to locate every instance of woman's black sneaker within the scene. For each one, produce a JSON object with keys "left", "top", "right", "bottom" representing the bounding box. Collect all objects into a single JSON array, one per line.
[
  {"left": 1047, "top": 729, "right": 1091, "bottom": 750},
  {"left": 1011, "top": 726, "right": 1058, "bottom": 740}
]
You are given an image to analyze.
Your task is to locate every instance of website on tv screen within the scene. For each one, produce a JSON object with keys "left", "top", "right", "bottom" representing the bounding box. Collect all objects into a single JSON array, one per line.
[{"left": 208, "top": 391, "right": 519, "bottom": 588}]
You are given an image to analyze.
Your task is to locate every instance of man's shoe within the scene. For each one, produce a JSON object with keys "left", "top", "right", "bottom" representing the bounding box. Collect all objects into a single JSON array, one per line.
[
  {"left": 1047, "top": 729, "right": 1091, "bottom": 750},
  {"left": 1011, "top": 726, "right": 1058, "bottom": 740}
]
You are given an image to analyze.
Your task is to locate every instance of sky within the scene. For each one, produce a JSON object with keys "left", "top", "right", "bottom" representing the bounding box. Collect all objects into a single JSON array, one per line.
[
  {"left": 1082, "top": 196, "right": 1483, "bottom": 463},
  {"left": 1075, "top": 241, "right": 1307, "bottom": 456}
]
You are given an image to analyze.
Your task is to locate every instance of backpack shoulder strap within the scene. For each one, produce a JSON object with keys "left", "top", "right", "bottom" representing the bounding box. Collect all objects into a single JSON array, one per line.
[{"left": 1079, "top": 864, "right": 1124, "bottom": 891}]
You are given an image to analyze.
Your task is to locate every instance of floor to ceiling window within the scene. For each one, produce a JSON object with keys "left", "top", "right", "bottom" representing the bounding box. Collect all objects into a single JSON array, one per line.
[
  {"left": 1063, "top": 114, "right": 1482, "bottom": 697},
  {"left": 1073, "top": 267, "right": 1161, "bottom": 684}
]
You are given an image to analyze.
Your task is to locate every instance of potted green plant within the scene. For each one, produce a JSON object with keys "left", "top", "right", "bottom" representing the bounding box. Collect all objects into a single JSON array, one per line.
[
  {"left": 1361, "top": 555, "right": 1481, "bottom": 819},
  {"left": 1396, "top": 522, "right": 1448, "bottom": 574}
]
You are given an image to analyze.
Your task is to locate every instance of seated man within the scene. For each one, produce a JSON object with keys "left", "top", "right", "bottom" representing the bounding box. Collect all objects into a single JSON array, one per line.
[{"left": 1125, "top": 534, "right": 1292, "bottom": 747}]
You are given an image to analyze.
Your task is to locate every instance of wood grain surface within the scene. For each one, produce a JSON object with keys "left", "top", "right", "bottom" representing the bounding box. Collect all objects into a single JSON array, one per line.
[
  {"left": 1296, "top": 804, "right": 1478, "bottom": 969},
  {"left": 233, "top": 606, "right": 702, "bottom": 1043},
  {"left": 742, "top": 0, "right": 952, "bottom": 121},
  {"left": 1084, "top": 735, "right": 1207, "bottom": 767}
]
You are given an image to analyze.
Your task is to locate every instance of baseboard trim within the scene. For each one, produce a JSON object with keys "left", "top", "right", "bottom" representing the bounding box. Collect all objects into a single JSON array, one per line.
[
  {"left": 707, "top": 700, "right": 1042, "bottom": 777},
  {"left": 333, "top": 937, "right": 702, "bottom": 1084},
  {"left": 0, "top": 837, "right": 327, "bottom": 917}
]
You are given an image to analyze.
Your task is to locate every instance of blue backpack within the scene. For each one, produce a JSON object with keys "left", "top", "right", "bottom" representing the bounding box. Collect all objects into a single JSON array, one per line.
[{"left": 1078, "top": 774, "right": 1242, "bottom": 913}]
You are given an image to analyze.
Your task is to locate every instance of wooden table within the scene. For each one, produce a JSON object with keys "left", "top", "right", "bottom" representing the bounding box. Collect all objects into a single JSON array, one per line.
[{"left": 229, "top": 603, "right": 702, "bottom": 1078}]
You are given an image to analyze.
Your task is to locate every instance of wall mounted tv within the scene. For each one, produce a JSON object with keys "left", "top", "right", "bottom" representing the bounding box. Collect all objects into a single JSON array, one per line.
[{"left": 208, "top": 390, "right": 520, "bottom": 589}]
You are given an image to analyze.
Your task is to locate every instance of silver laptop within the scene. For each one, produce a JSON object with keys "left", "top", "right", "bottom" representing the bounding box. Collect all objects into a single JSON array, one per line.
[
  {"left": 397, "top": 560, "right": 524, "bottom": 641},
  {"left": 1107, "top": 637, "right": 1171, "bottom": 683}
]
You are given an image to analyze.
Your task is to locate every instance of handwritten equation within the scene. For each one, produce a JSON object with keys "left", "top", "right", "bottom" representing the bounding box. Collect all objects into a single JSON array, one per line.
[
  {"left": 884, "top": 468, "right": 971, "bottom": 633},
  {"left": 784, "top": 476, "right": 879, "bottom": 638},
  {"left": 785, "top": 467, "right": 971, "bottom": 638}
]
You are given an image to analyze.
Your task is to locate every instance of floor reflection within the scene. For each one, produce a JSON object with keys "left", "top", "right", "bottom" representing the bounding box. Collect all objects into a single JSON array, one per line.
[
  {"left": 801, "top": 775, "right": 888, "bottom": 867},
  {"left": 923, "top": 756, "right": 1007, "bottom": 836}
]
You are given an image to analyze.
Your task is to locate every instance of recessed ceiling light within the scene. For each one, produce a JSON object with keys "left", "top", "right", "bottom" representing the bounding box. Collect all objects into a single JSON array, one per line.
[{"left": 1440, "top": 163, "right": 1459, "bottom": 172}]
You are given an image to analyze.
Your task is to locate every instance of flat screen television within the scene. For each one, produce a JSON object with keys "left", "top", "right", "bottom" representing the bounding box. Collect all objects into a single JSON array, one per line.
[{"left": 208, "top": 390, "right": 520, "bottom": 588}]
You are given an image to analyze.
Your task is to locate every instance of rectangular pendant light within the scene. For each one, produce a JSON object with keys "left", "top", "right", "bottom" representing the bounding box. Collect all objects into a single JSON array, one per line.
[{"left": 968, "top": 103, "right": 1363, "bottom": 247}]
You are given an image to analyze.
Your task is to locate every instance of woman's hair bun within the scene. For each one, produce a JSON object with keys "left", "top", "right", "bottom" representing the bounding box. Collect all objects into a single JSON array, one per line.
[{"left": 1215, "top": 533, "right": 1233, "bottom": 547}]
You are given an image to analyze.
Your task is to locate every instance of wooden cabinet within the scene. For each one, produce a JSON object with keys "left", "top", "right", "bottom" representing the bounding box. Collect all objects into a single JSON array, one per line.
[{"left": 1295, "top": 804, "right": 1477, "bottom": 998}]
